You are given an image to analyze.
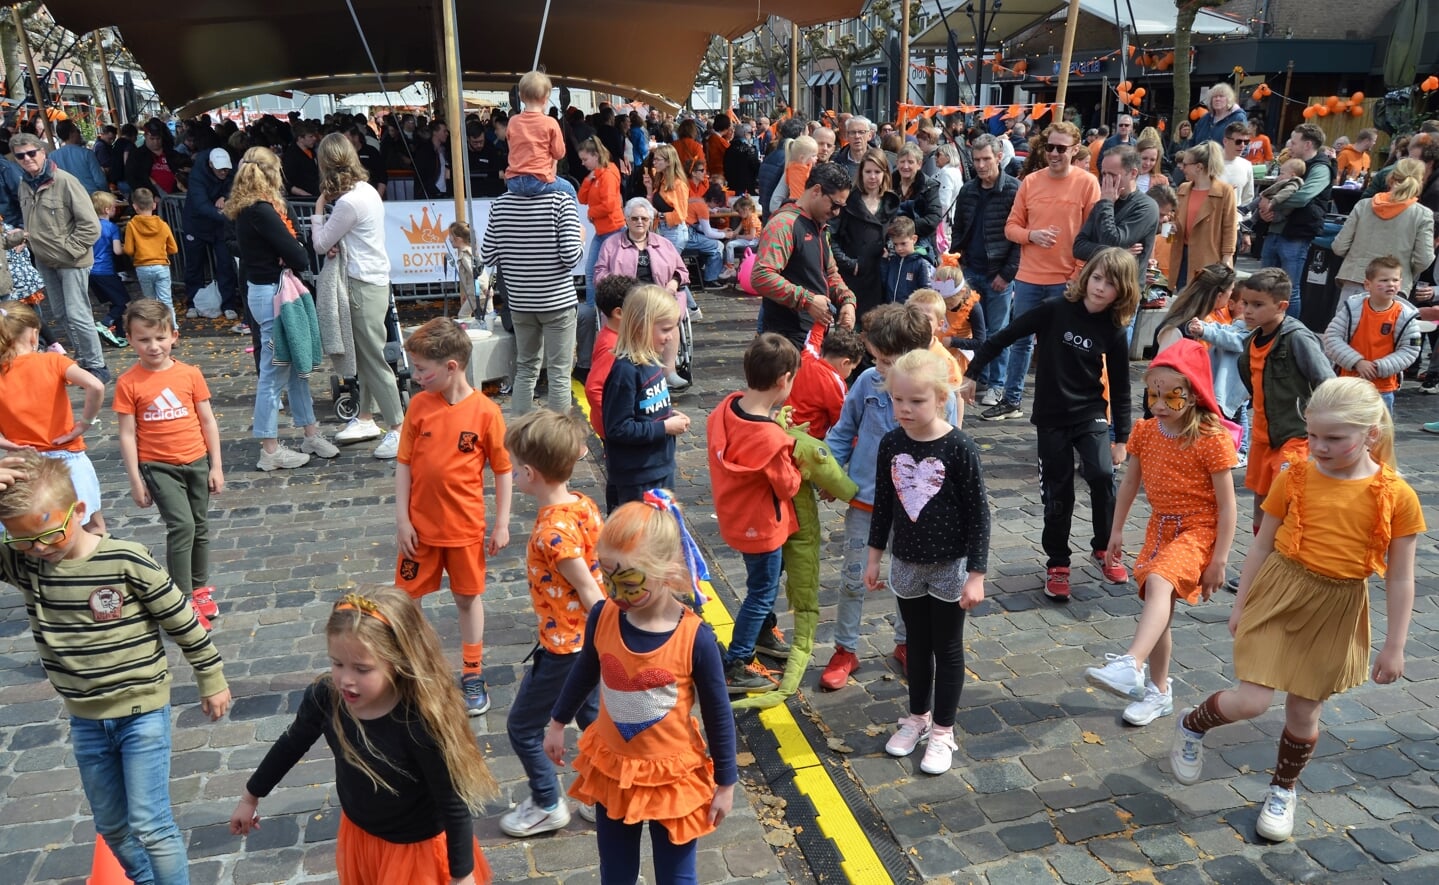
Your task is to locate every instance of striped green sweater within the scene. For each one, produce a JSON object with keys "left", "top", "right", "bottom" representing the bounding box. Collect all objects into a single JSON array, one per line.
[{"left": 1, "top": 536, "right": 227, "bottom": 719}]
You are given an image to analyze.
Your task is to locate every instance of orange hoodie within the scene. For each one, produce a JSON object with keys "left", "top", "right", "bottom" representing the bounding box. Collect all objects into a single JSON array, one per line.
[
  {"left": 706, "top": 391, "right": 801, "bottom": 553},
  {"left": 579, "top": 163, "right": 625, "bottom": 236},
  {"left": 1369, "top": 192, "right": 1416, "bottom": 221},
  {"left": 123, "top": 214, "right": 178, "bottom": 267}
]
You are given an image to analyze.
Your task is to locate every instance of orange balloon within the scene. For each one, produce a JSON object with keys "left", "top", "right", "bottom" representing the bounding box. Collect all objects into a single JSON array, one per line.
[
  {"left": 1302, "top": 106, "right": 1316, "bottom": 119},
  {"left": 1190, "top": 106, "right": 1209, "bottom": 121},
  {"left": 1424, "top": 76, "right": 1439, "bottom": 92},
  {"left": 1014, "top": 60, "right": 1028, "bottom": 75},
  {"left": 1134, "top": 87, "right": 1146, "bottom": 99},
  {"left": 1350, "top": 91, "right": 1364, "bottom": 103},
  {"left": 1350, "top": 106, "right": 1364, "bottom": 117},
  {"left": 1131, "top": 94, "right": 1143, "bottom": 107},
  {"left": 1158, "top": 119, "right": 1167, "bottom": 132},
  {"left": 1325, "top": 95, "right": 1341, "bottom": 109},
  {"left": 1316, "top": 105, "right": 1330, "bottom": 116}
]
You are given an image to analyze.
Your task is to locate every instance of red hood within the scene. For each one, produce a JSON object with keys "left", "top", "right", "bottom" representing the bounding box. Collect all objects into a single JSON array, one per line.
[{"left": 1151, "top": 339, "right": 1221, "bottom": 417}]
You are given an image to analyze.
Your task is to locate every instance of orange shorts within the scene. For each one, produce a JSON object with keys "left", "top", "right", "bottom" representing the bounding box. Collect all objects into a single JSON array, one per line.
[
  {"left": 1244, "top": 436, "right": 1308, "bottom": 497},
  {"left": 336, "top": 811, "right": 491, "bottom": 885},
  {"left": 396, "top": 539, "right": 487, "bottom": 598}
]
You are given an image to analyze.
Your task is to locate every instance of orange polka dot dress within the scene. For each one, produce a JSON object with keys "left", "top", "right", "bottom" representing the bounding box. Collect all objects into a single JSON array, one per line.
[{"left": 1127, "top": 418, "right": 1237, "bottom": 603}]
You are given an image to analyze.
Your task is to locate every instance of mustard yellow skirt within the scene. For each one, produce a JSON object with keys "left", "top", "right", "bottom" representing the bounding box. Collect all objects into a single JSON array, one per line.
[{"left": 1232, "top": 552, "right": 1370, "bottom": 700}]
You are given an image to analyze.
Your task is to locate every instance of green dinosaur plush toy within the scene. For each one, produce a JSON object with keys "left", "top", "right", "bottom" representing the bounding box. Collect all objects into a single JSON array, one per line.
[{"left": 733, "top": 407, "right": 856, "bottom": 710}]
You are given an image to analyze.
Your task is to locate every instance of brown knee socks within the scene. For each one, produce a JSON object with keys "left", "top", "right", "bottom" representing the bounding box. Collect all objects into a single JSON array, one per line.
[
  {"left": 1182, "top": 693, "right": 1236, "bottom": 734},
  {"left": 1272, "top": 729, "right": 1318, "bottom": 790}
]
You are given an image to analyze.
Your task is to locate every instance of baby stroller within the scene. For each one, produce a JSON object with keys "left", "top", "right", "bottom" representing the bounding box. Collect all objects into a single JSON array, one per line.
[{"left": 330, "top": 285, "right": 413, "bottom": 420}]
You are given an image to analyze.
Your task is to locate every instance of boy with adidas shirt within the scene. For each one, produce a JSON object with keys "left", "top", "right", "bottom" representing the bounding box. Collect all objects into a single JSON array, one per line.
[{"left": 114, "top": 298, "right": 226, "bottom": 625}]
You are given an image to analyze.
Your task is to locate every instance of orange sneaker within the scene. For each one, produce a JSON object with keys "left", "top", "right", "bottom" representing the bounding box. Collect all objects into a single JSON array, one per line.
[{"left": 819, "top": 648, "right": 859, "bottom": 691}]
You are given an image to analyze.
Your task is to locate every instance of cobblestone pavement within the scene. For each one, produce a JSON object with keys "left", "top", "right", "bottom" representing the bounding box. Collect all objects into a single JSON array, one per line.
[{"left": 2, "top": 281, "right": 1438, "bottom": 884}]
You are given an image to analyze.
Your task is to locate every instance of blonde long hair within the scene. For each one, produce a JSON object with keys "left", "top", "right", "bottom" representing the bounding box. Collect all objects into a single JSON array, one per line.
[
  {"left": 1305, "top": 377, "right": 1395, "bottom": 467},
  {"left": 322, "top": 588, "right": 497, "bottom": 809},
  {"left": 223, "top": 147, "right": 288, "bottom": 221},
  {"left": 317, "top": 132, "right": 368, "bottom": 202},
  {"left": 649, "top": 143, "right": 684, "bottom": 194},
  {"left": 613, "top": 284, "right": 679, "bottom": 366},
  {"left": 1387, "top": 158, "right": 1425, "bottom": 203}
]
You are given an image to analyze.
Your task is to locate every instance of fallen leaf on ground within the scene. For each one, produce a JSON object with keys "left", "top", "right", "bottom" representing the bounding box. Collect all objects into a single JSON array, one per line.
[
  {"left": 1081, "top": 731, "right": 1104, "bottom": 745},
  {"left": 826, "top": 737, "right": 854, "bottom": 753}
]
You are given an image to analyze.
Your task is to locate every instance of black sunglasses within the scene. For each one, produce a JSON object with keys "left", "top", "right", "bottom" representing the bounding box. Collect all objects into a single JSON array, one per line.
[
  {"left": 12, "top": 149, "right": 40, "bottom": 160},
  {"left": 1044, "top": 143, "right": 1071, "bottom": 153}
]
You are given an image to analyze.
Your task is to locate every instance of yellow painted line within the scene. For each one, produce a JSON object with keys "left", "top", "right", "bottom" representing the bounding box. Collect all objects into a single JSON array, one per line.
[{"left": 572, "top": 378, "right": 893, "bottom": 883}]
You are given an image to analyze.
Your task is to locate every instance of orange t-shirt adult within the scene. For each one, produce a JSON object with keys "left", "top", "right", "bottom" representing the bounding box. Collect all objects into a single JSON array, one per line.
[
  {"left": 526, "top": 493, "right": 603, "bottom": 654},
  {"left": 1005, "top": 167, "right": 1102, "bottom": 285},
  {"left": 0, "top": 352, "right": 86, "bottom": 452},
  {"left": 113, "top": 361, "right": 211, "bottom": 463},
  {"left": 1339, "top": 299, "right": 1404, "bottom": 393},
  {"left": 504, "top": 112, "right": 565, "bottom": 182},
  {"left": 397, "top": 390, "right": 512, "bottom": 546}
]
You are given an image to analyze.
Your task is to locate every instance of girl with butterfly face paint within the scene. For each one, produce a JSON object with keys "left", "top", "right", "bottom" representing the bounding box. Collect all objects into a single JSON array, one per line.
[
  {"left": 866, "top": 348, "right": 990, "bottom": 776},
  {"left": 544, "top": 495, "right": 736, "bottom": 885}
]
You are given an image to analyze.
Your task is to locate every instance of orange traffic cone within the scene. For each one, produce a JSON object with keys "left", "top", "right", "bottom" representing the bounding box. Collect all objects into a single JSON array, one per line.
[{"left": 86, "top": 835, "right": 133, "bottom": 885}]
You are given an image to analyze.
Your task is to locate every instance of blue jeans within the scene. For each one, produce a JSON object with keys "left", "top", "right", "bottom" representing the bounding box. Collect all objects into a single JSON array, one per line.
[
  {"left": 683, "top": 235, "right": 724, "bottom": 283},
  {"left": 725, "top": 548, "right": 784, "bottom": 665},
  {"left": 579, "top": 231, "right": 620, "bottom": 369},
  {"left": 248, "top": 281, "right": 318, "bottom": 439},
  {"left": 595, "top": 807, "right": 697, "bottom": 885},
  {"left": 657, "top": 221, "right": 689, "bottom": 254},
  {"left": 1381, "top": 391, "right": 1395, "bottom": 414},
  {"left": 507, "top": 648, "right": 598, "bottom": 809},
  {"left": 71, "top": 708, "right": 190, "bottom": 885},
  {"left": 834, "top": 506, "right": 905, "bottom": 652},
  {"left": 507, "top": 173, "right": 578, "bottom": 202},
  {"left": 1001, "top": 281, "right": 1067, "bottom": 406},
  {"left": 964, "top": 269, "right": 1012, "bottom": 390},
  {"left": 1259, "top": 234, "right": 1309, "bottom": 318},
  {"left": 135, "top": 265, "right": 175, "bottom": 321}
]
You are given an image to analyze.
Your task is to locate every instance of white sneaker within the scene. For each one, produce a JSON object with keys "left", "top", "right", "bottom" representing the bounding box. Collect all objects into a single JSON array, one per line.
[
  {"left": 575, "top": 801, "right": 597, "bottom": 823},
  {"left": 1170, "top": 709, "right": 1205, "bottom": 785},
  {"left": 257, "top": 445, "right": 310, "bottom": 472},
  {"left": 223, "top": 310, "right": 240, "bottom": 321},
  {"left": 1123, "top": 679, "right": 1174, "bottom": 726},
  {"left": 335, "top": 417, "right": 384, "bottom": 444},
  {"left": 300, "top": 434, "right": 340, "bottom": 459},
  {"left": 498, "top": 796, "right": 571, "bottom": 838},
  {"left": 1256, "top": 784, "right": 1298, "bottom": 841},
  {"left": 666, "top": 371, "right": 691, "bottom": 391},
  {"left": 689, "top": 307, "right": 704, "bottom": 321},
  {"left": 979, "top": 388, "right": 1003, "bottom": 407},
  {"left": 885, "top": 712, "right": 931, "bottom": 757},
  {"left": 1086, "top": 653, "right": 1146, "bottom": 700},
  {"left": 920, "top": 725, "right": 957, "bottom": 774},
  {"left": 373, "top": 430, "right": 400, "bottom": 460}
]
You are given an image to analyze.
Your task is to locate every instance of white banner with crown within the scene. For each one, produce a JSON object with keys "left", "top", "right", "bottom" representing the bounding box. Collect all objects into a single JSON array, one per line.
[{"left": 385, "top": 199, "right": 595, "bottom": 285}]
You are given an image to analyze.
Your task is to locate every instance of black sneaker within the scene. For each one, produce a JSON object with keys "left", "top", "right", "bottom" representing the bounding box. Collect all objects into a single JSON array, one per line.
[
  {"left": 1225, "top": 576, "right": 1240, "bottom": 593},
  {"left": 1421, "top": 375, "right": 1438, "bottom": 395},
  {"left": 724, "top": 659, "right": 778, "bottom": 695},
  {"left": 981, "top": 401, "right": 1023, "bottom": 421},
  {"left": 754, "top": 626, "right": 792, "bottom": 663}
]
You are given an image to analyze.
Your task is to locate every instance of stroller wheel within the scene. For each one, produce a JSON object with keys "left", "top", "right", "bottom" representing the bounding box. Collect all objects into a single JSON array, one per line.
[
  {"left": 329, "top": 375, "right": 342, "bottom": 402},
  {"left": 334, "top": 391, "right": 359, "bottom": 421}
]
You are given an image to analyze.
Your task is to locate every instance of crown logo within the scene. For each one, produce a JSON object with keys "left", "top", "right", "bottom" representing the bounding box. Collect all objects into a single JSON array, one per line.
[{"left": 401, "top": 207, "right": 447, "bottom": 245}]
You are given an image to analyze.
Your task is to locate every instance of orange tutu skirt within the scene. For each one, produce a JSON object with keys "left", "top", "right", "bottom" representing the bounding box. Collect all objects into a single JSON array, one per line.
[
  {"left": 336, "top": 812, "right": 492, "bottom": 885},
  {"left": 569, "top": 727, "right": 717, "bottom": 846}
]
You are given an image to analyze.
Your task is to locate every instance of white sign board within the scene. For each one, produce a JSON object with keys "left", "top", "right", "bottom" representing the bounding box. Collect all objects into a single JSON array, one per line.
[{"left": 384, "top": 199, "right": 596, "bottom": 285}]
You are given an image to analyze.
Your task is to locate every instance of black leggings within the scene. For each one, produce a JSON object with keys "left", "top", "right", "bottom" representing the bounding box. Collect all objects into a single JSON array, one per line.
[{"left": 896, "top": 594, "right": 967, "bottom": 728}]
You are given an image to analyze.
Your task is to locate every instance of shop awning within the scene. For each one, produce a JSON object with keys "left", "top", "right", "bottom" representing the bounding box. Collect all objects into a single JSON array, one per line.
[
  {"left": 912, "top": 0, "right": 1247, "bottom": 49},
  {"left": 22, "top": 0, "right": 864, "bottom": 115},
  {"left": 807, "top": 70, "right": 842, "bottom": 87}
]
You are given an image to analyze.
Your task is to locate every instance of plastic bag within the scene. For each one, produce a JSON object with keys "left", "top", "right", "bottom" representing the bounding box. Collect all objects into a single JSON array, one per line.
[{"left": 192, "top": 281, "right": 222, "bottom": 318}]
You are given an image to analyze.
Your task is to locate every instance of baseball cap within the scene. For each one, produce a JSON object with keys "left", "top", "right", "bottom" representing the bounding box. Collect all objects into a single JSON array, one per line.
[{"left": 209, "top": 148, "right": 233, "bottom": 170}]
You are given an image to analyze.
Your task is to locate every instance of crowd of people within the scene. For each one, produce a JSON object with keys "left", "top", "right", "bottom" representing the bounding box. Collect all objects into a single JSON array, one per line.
[{"left": 0, "top": 81, "right": 1435, "bottom": 885}]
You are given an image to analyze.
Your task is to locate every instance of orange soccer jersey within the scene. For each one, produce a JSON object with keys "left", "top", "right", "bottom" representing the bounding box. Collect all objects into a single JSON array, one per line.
[
  {"left": 113, "top": 361, "right": 211, "bottom": 464},
  {"left": 397, "top": 390, "right": 511, "bottom": 545}
]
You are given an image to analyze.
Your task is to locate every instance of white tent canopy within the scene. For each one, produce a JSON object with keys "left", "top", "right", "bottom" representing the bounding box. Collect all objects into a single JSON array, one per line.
[{"left": 913, "top": 0, "right": 1248, "bottom": 49}]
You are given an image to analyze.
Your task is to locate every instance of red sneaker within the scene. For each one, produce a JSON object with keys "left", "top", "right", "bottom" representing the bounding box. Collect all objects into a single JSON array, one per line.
[
  {"left": 819, "top": 648, "right": 860, "bottom": 691},
  {"left": 192, "top": 586, "right": 219, "bottom": 619},
  {"left": 892, "top": 643, "right": 908, "bottom": 676},
  {"left": 1092, "top": 551, "right": 1130, "bottom": 584},
  {"left": 1044, "top": 566, "right": 1072, "bottom": 601},
  {"left": 190, "top": 599, "right": 213, "bottom": 632}
]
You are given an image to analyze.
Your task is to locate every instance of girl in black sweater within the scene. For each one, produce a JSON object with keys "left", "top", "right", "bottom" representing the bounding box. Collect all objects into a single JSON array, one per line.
[{"left": 225, "top": 147, "right": 339, "bottom": 471}]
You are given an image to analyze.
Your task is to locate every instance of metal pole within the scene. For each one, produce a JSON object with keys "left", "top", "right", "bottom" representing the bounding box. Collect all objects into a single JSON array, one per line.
[
  {"left": 726, "top": 41, "right": 734, "bottom": 113},
  {"left": 532, "top": 0, "right": 552, "bottom": 71},
  {"left": 440, "top": 0, "right": 467, "bottom": 225},
  {"left": 899, "top": 0, "right": 911, "bottom": 120},
  {"left": 94, "top": 30, "right": 119, "bottom": 126},
  {"left": 1277, "top": 59, "right": 1294, "bottom": 139},
  {"left": 1053, "top": 0, "right": 1083, "bottom": 121},
  {"left": 789, "top": 21, "right": 799, "bottom": 114},
  {"left": 13, "top": 7, "right": 51, "bottom": 146}
]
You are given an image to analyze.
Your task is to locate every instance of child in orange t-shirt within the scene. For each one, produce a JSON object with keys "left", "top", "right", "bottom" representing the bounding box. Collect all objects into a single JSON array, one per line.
[
  {"left": 0, "top": 302, "right": 106, "bottom": 531},
  {"left": 114, "top": 299, "right": 225, "bottom": 625},
  {"left": 585, "top": 275, "right": 636, "bottom": 439},
  {"left": 786, "top": 323, "right": 863, "bottom": 440},
  {"left": 1322, "top": 256, "right": 1420, "bottom": 415},
  {"left": 395, "top": 318, "right": 513, "bottom": 716},
  {"left": 504, "top": 69, "right": 576, "bottom": 202},
  {"left": 772, "top": 135, "right": 819, "bottom": 211},
  {"left": 500, "top": 408, "right": 605, "bottom": 838}
]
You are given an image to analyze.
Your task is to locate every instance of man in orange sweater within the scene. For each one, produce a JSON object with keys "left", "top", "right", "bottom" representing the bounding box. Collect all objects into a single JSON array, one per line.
[
  {"left": 983, "top": 121, "right": 1100, "bottom": 421},
  {"left": 708, "top": 333, "right": 802, "bottom": 693}
]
